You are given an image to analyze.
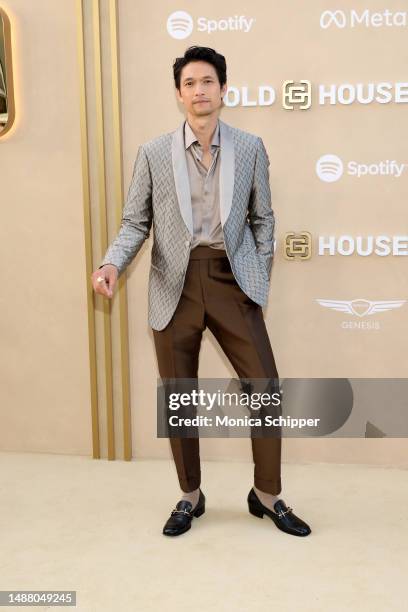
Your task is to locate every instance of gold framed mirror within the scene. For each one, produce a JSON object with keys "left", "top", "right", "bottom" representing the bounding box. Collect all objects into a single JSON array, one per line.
[{"left": 0, "top": 7, "right": 15, "bottom": 137}]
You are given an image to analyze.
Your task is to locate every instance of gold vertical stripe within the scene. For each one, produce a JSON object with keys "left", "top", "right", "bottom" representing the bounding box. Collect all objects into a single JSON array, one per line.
[
  {"left": 109, "top": 0, "right": 132, "bottom": 460},
  {"left": 0, "top": 7, "right": 16, "bottom": 137},
  {"left": 76, "top": 0, "right": 100, "bottom": 459},
  {"left": 92, "top": 0, "right": 115, "bottom": 459}
]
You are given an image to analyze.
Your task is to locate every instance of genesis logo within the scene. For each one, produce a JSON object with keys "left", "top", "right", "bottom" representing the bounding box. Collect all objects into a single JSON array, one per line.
[
  {"left": 320, "top": 9, "right": 407, "bottom": 29},
  {"left": 316, "top": 298, "right": 406, "bottom": 330},
  {"left": 167, "top": 11, "right": 255, "bottom": 39},
  {"left": 316, "top": 299, "right": 406, "bottom": 317}
]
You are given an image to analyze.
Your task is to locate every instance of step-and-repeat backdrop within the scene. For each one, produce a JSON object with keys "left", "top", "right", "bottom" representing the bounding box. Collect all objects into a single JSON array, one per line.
[{"left": 122, "top": 1, "right": 407, "bottom": 379}]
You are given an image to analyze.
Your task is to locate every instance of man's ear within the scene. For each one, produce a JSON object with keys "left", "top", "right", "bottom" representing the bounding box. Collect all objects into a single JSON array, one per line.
[
  {"left": 221, "top": 83, "right": 228, "bottom": 98},
  {"left": 175, "top": 88, "right": 183, "bottom": 104}
]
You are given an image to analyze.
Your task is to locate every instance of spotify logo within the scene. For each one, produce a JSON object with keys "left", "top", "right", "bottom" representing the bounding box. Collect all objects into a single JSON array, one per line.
[
  {"left": 167, "top": 11, "right": 193, "bottom": 39},
  {"left": 316, "top": 154, "right": 406, "bottom": 182},
  {"left": 316, "top": 155, "right": 344, "bottom": 182},
  {"left": 167, "top": 11, "right": 255, "bottom": 39}
]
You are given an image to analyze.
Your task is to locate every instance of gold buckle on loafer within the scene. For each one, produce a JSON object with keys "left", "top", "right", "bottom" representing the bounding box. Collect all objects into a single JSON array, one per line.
[
  {"left": 276, "top": 506, "right": 292, "bottom": 518},
  {"left": 171, "top": 508, "right": 192, "bottom": 516}
]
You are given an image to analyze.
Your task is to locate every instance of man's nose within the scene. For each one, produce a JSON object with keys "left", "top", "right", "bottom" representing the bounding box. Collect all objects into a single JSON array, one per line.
[{"left": 194, "top": 84, "right": 205, "bottom": 95}]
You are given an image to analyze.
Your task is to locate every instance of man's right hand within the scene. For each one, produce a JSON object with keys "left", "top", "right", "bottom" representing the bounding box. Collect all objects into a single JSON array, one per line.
[{"left": 91, "top": 264, "right": 118, "bottom": 298}]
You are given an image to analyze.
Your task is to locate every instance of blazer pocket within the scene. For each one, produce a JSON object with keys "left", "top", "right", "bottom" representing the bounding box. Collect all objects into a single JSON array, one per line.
[
  {"left": 240, "top": 243, "right": 263, "bottom": 262},
  {"left": 242, "top": 246, "right": 269, "bottom": 281}
]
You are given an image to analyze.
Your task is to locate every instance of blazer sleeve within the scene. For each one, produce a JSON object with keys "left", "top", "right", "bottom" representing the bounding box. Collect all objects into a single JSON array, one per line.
[
  {"left": 99, "top": 144, "right": 153, "bottom": 277},
  {"left": 247, "top": 137, "right": 275, "bottom": 278}
]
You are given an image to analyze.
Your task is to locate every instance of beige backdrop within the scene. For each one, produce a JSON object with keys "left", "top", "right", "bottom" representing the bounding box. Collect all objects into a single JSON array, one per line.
[{"left": 1, "top": 0, "right": 407, "bottom": 468}]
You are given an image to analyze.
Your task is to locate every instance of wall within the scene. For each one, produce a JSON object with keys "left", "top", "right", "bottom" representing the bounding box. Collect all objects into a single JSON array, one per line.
[{"left": 1, "top": 0, "right": 406, "bottom": 467}]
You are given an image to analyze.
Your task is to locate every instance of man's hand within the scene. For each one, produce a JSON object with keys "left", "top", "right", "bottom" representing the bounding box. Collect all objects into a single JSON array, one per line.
[{"left": 91, "top": 264, "right": 118, "bottom": 298}]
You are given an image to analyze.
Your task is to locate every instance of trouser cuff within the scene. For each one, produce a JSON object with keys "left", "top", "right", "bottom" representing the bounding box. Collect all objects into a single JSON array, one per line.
[{"left": 254, "top": 476, "right": 282, "bottom": 495}]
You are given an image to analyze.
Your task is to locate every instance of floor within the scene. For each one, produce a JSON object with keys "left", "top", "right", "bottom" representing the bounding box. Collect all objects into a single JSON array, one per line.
[{"left": 0, "top": 451, "right": 406, "bottom": 611}]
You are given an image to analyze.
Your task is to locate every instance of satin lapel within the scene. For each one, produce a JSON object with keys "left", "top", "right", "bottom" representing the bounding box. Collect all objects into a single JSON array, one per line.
[
  {"left": 171, "top": 120, "right": 193, "bottom": 236},
  {"left": 219, "top": 119, "right": 235, "bottom": 228}
]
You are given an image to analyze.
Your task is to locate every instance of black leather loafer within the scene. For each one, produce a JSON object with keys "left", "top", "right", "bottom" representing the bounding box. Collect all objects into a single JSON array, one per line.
[
  {"left": 247, "top": 488, "right": 311, "bottom": 537},
  {"left": 162, "top": 489, "right": 206, "bottom": 536}
]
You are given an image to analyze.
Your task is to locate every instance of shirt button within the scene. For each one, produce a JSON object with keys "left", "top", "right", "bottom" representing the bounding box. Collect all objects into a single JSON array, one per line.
[{"left": 185, "top": 239, "right": 190, "bottom": 246}]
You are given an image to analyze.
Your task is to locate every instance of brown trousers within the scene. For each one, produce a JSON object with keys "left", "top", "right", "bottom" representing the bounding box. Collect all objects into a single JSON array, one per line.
[{"left": 152, "top": 246, "right": 282, "bottom": 495}]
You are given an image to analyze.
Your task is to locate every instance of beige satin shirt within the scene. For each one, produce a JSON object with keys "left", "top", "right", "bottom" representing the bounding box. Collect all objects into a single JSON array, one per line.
[{"left": 184, "top": 119, "right": 225, "bottom": 250}]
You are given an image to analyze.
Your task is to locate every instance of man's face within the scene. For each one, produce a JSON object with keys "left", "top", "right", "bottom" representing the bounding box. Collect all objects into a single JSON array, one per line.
[{"left": 176, "top": 60, "right": 227, "bottom": 117}]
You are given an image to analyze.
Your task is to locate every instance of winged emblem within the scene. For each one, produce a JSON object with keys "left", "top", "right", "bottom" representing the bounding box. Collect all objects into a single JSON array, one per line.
[{"left": 316, "top": 299, "right": 406, "bottom": 317}]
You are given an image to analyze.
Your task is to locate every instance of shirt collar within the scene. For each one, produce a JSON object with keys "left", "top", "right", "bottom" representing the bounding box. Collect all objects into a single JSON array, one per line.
[{"left": 184, "top": 119, "right": 220, "bottom": 150}]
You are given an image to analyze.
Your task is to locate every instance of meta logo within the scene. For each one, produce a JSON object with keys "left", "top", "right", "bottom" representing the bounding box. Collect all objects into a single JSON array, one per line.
[
  {"left": 320, "top": 9, "right": 408, "bottom": 29},
  {"left": 316, "top": 155, "right": 407, "bottom": 182},
  {"left": 167, "top": 11, "right": 255, "bottom": 39}
]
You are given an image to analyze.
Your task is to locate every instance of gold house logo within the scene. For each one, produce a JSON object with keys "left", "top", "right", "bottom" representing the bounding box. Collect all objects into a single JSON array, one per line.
[
  {"left": 282, "top": 80, "right": 311, "bottom": 110},
  {"left": 284, "top": 232, "right": 312, "bottom": 260}
]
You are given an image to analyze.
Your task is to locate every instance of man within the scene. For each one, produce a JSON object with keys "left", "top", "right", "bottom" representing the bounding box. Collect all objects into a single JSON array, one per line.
[{"left": 92, "top": 46, "right": 311, "bottom": 537}]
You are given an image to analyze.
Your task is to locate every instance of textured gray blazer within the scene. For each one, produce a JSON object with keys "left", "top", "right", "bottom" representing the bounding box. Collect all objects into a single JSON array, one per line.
[{"left": 100, "top": 118, "right": 275, "bottom": 331}]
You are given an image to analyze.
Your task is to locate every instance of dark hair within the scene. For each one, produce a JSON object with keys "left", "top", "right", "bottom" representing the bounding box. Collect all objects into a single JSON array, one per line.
[{"left": 173, "top": 46, "right": 227, "bottom": 91}]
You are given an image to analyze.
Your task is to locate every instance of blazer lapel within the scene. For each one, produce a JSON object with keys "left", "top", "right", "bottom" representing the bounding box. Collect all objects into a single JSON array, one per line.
[
  {"left": 171, "top": 117, "right": 235, "bottom": 236},
  {"left": 171, "top": 120, "right": 193, "bottom": 236},
  {"left": 218, "top": 119, "right": 235, "bottom": 228}
]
